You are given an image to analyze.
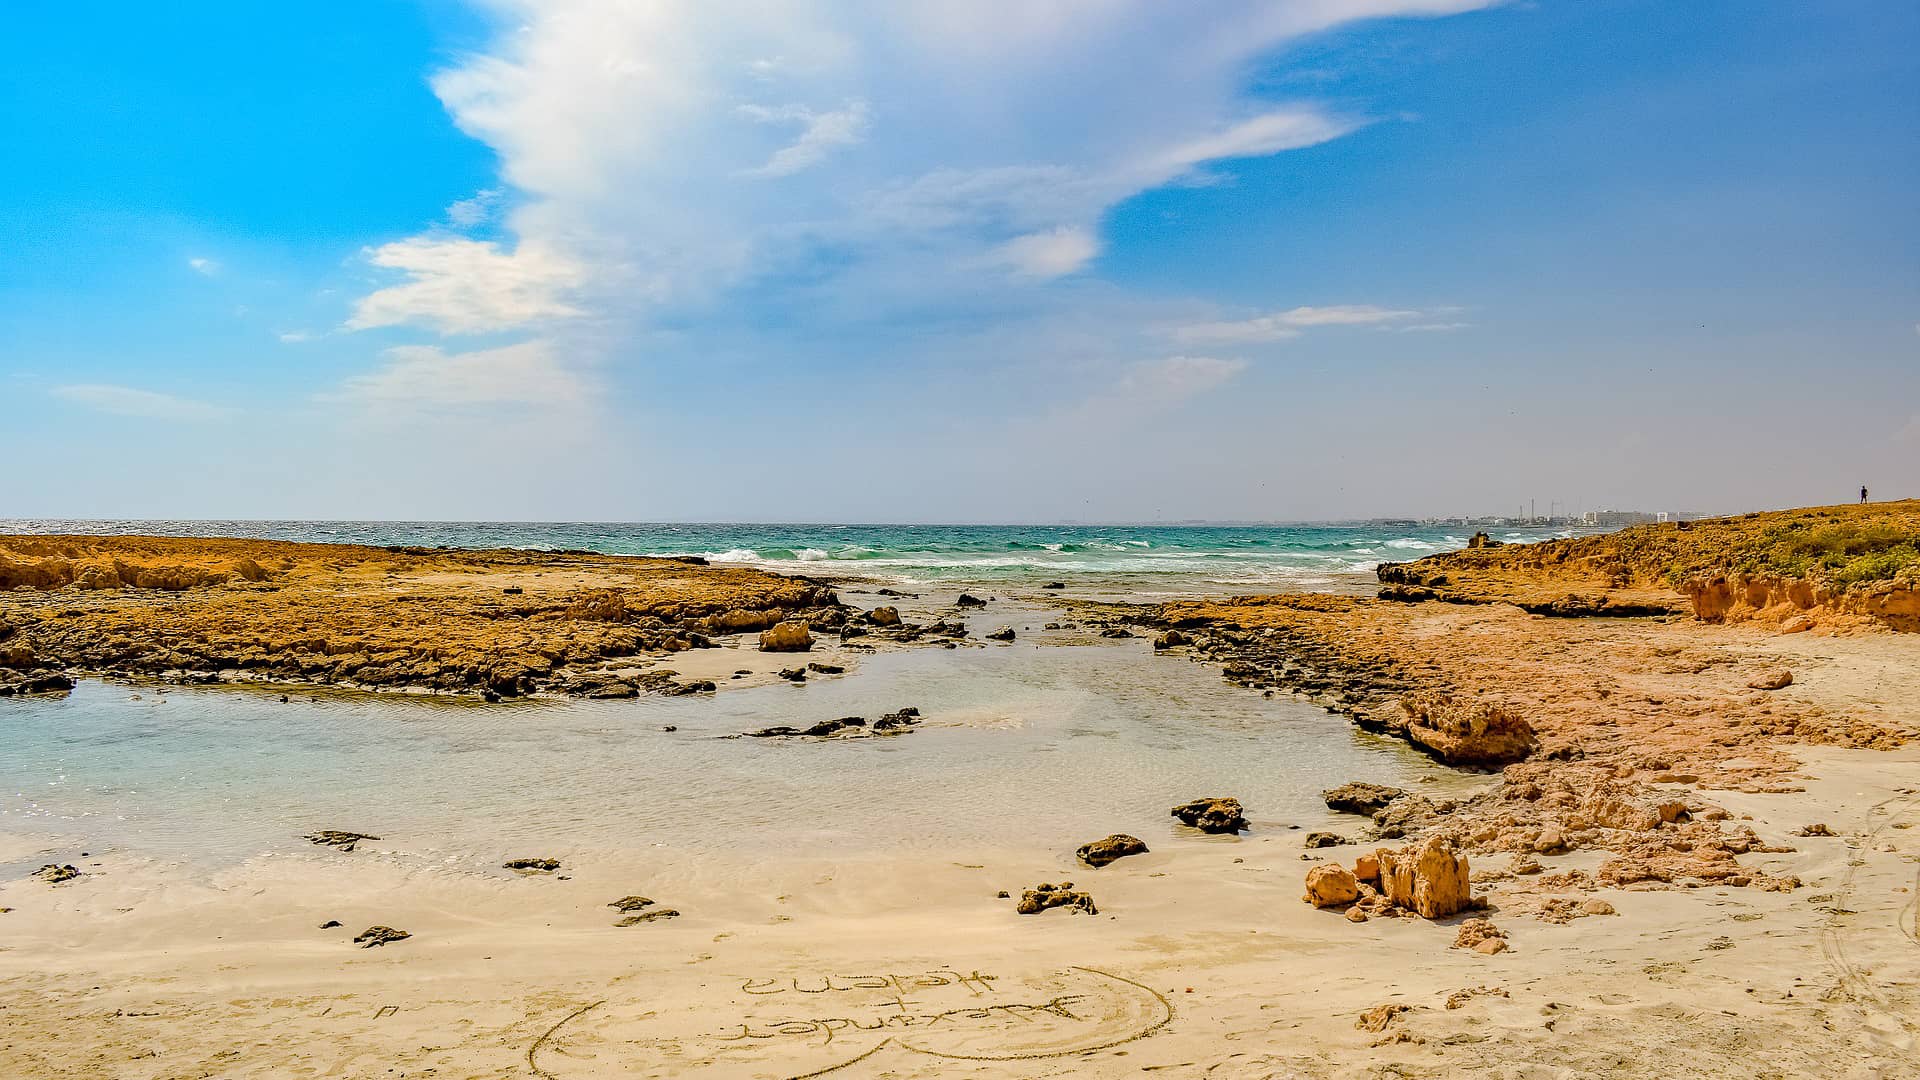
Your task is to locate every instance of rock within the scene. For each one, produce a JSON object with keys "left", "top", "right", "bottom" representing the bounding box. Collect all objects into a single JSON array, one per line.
[
  {"left": 872, "top": 707, "right": 921, "bottom": 732},
  {"left": 305, "top": 830, "right": 380, "bottom": 853},
  {"left": 1153, "top": 630, "right": 1189, "bottom": 650},
  {"left": 956, "top": 593, "right": 988, "bottom": 607},
  {"left": 1580, "top": 899, "right": 1617, "bottom": 916},
  {"left": 1171, "top": 796, "right": 1248, "bottom": 834},
  {"left": 1345, "top": 906, "right": 1369, "bottom": 923},
  {"left": 1357, "top": 1003, "right": 1411, "bottom": 1032},
  {"left": 1324, "top": 782, "right": 1405, "bottom": 816},
  {"left": 1794, "top": 823, "right": 1834, "bottom": 837},
  {"left": 1353, "top": 853, "right": 1380, "bottom": 885},
  {"left": 759, "top": 621, "right": 813, "bottom": 652},
  {"left": 1467, "top": 531, "right": 1502, "bottom": 549},
  {"left": 1376, "top": 836, "right": 1473, "bottom": 919},
  {"left": 319, "top": 920, "right": 342, "bottom": 929},
  {"left": 1377, "top": 691, "right": 1535, "bottom": 767},
  {"left": 609, "top": 896, "right": 655, "bottom": 912},
  {"left": 1533, "top": 826, "right": 1570, "bottom": 854},
  {"left": 1304, "top": 863, "right": 1359, "bottom": 908},
  {"left": 616, "top": 908, "right": 680, "bottom": 926},
  {"left": 866, "top": 605, "right": 901, "bottom": 627},
  {"left": 778, "top": 667, "right": 807, "bottom": 682},
  {"left": 1076, "top": 834, "right": 1149, "bottom": 868},
  {"left": 1779, "top": 615, "right": 1815, "bottom": 634},
  {"left": 1748, "top": 669, "right": 1793, "bottom": 691},
  {"left": 985, "top": 625, "right": 1016, "bottom": 642},
  {"left": 1041, "top": 581, "right": 1066, "bottom": 590},
  {"left": 1015, "top": 882, "right": 1097, "bottom": 916},
  {"left": 33, "top": 863, "right": 80, "bottom": 884},
  {"left": 503, "top": 858, "right": 560, "bottom": 874},
  {"left": 807, "top": 662, "right": 844, "bottom": 674},
  {"left": 1452, "top": 918, "right": 1506, "bottom": 952},
  {"left": 1473, "top": 937, "right": 1508, "bottom": 955},
  {"left": 353, "top": 926, "right": 410, "bottom": 948},
  {"left": 1099, "top": 627, "right": 1135, "bottom": 638},
  {"left": 1372, "top": 795, "right": 1445, "bottom": 839},
  {"left": 1304, "top": 831, "right": 1347, "bottom": 849},
  {"left": 1509, "top": 854, "right": 1543, "bottom": 875}
]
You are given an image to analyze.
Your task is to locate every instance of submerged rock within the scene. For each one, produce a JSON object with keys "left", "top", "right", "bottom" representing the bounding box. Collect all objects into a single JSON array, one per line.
[
  {"left": 758, "top": 621, "right": 813, "bottom": 652},
  {"left": 1016, "top": 881, "right": 1097, "bottom": 916},
  {"left": 353, "top": 926, "right": 410, "bottom": 948},
  {"left": 1324, "top": 782, "right": 1406, "bottom": 815},
  {"left": 985, "top": 625, "right": 1016, "bottom": 641},
  {"left": 1076, "top": 834, "right": 1148, "bottom": 868},
  {"left": 1041, "top": 581, "right": 1066, "bottom": 590},
  {"left": 1171, "top": 796, "right": 1248, "bottom": 834},
  {"left": 305, "top": 830, "right": 380, "bottom": 853}
]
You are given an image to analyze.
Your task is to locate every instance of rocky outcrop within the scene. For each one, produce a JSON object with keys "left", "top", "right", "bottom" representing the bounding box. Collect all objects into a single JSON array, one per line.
[
  {"left": 305, "top": 830, "right": 379, "bottom": 853},
  {"left": 1375, "top": 836, "right": 1473, "bottom": 919},
  {"left": 758, "top": 621, "right": 813, "bottom": 652},
  {"left": 1076, "top": 834, "right": 1148, "bottom": 868},
  {"left": 1171, "top": 796, "right": 1247, "bottom": 834},
  {"left": 34, "top": 863, "right": 80, "bottom": 884},
  {"left": 503, "top": 858, "right": 560, "bottom": 874},
  {"left": 1451, "top": 917, "right": 1508, "bottom": 954},
  {"left": 353, "top": 926, "right": 410, "bottom": 947},
  {"left": 1363, "top": 691, "right": 1535, "bottom": 767}
]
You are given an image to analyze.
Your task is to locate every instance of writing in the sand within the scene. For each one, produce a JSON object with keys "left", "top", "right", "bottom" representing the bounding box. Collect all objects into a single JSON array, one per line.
[
  {"left": 740, "top": 970, "right": 999, "bottom": 998},
  {"left": 713, "top": 994, "right": 1089, "bottom": 1046}
]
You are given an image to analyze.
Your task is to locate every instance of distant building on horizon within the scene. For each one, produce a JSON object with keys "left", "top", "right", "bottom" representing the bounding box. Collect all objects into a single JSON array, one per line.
[{"left": 1581, "top": 509, "right": 1706, "bottom": 527}]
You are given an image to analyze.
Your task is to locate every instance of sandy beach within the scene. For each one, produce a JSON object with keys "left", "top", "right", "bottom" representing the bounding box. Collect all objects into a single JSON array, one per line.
[{"left": 4, "top": 509, "right": 1919, "bottom": 1078}]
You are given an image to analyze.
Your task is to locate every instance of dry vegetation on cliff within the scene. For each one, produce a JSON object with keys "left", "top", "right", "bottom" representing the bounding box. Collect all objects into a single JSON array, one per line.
[
  {"left": 0, "top": 534, "right": 844, "bottom": 697},
  {"left": 1378, "top": 500, "right": 1920, "bottom": 629}
]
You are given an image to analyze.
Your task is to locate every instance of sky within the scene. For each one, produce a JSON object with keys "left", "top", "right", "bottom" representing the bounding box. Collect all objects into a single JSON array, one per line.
[{"left": 3, "top": 0, "right": 1916, "bottom": 523}]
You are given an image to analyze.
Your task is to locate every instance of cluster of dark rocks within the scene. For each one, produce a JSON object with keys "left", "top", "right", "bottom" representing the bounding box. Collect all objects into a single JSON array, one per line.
[
  {"left": 743, "top": 707, "right": 922, "bottom": 739},
  {"left": 609, "top": 895, "right": 680, "bottom": 926},
  {"left": 1321, "top": 781, "right": 1456, "bottom": 841}
]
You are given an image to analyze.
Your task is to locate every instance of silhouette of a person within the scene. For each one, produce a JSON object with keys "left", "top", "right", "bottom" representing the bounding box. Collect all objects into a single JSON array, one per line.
[{"left": 1861, "top": 485, "right": 1869, "bottom": 504}]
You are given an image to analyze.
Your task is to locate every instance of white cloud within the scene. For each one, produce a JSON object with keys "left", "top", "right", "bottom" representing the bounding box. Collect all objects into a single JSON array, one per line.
[
  {"left": 187, "top": 257, "right": 219, "bottom": 276},
  {"left": 1115, "top": 355, "right": 1248, "bottom": 400},
  {"left": 737, "top": 100, "right": 871, "bottom": 178},
  {"left": 446, "top": 188, "right": 505, "bottom": 228},
  {"left": 1175, "top": 304, "right": 1429, "bottom": 343},
  {"left": 347, "top": 237, "right": 585, "bottom": 335},
  {"left": 334, "top": 340, "right": 589, "bottom": 413},
  {"left": 277, "top": 330, "right": 317, "bottom": 344},
  {"left": 341, "top": 1, "right": 1498, "bottom": 337},
  {"left": 52, "top": 383, "right": 227, "bottom": 420},
  {"left": 993, "top": 226, "right": 1101, "bottom": 279}
]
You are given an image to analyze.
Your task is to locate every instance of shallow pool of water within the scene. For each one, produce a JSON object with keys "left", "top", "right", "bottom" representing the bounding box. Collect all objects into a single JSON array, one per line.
[{"left": 0, "top": 636, "right": 1462, "bottom": 870}]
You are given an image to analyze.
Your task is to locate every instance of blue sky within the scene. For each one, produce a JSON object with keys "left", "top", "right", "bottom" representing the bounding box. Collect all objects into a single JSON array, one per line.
[{"left": 4, "top": 1, "right": 1915, "bottom": 521}]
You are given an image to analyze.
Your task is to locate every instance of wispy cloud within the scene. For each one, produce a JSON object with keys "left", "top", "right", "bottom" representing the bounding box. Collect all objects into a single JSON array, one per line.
[
  {"left": 1175, "top": 304, "right": 1455, "bottom": 343},
  {"left": 446, "top": 188, "right": 505, "bottom": 228},
  {"left": 333, "top": 340, "right": 589, "bottom": 414},
  {"left": 277, "top": 329, "right": 317, "bottom": 344},
  {"left": 1115, "top": 355, "right": 1248, "bottom": 400},
  {"left": 187, "top": 256, "right": 219, "bottom": 276},
  {"left": 347, "top": 237, "right": 584, "bottom": 335},
  {"left": 993, "top": 226, "right": 1101, "bottom": 279},
  {"left": 736, "top": 100, "right": 871, "bottom": 178},
  {"left": 52, "top": 383, "right": 227, "bottom": 420}
]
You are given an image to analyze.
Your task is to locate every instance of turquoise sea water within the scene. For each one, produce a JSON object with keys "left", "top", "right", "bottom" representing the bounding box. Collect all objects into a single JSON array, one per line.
[{"left": 0, "top": 520, "right": 1591, "bottom": 597}]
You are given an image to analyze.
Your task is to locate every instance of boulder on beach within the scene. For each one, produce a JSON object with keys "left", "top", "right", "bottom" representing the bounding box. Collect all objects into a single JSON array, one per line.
[
  {"left": 1451, "top": 917, "right": 1507, "bottom": 954},
  {"left": 1304, "top": 831, "right": 1347, "bottom": 849},
  {"left": 1748, "top": 669, "right": 1793, "bottom": 690},
  {"left": 1304, "top": 862, "right": 1359, "bottom": 908},
  {"left": 758, "top": 621, "right": 813, "bottom": 652},
  {"left": 1171, "top": 796, "right": 1248, "bottom": 834},
  {"left": 1153, "top": 629, "right": 1188, "bottom": 650},
  {"left": 1076, "top": 834, "right": 1148, "bottom": 867},
  {"left": 956, "top": 593, "right": 988, "bottom": 607},
  {"left": 866, "top": 606, "right": 901, "bottom": 627},
  {"left": 1379, "top": 692, "right": 1536, "bottom": 767},
  {"left": 1376, "top": 836, "right": 1473, "bottom": 919},
  {"left": 985, "top": 625, "right": 1016, "bottom": 641}
]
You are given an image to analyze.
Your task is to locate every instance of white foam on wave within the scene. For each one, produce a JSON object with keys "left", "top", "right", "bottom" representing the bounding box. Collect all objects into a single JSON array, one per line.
[{"left": 1384, "top": 538, "right": 1439, "bottom": 551}]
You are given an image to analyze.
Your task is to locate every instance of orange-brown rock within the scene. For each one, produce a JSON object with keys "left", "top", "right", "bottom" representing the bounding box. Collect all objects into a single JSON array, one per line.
[
  {"left": 1376, "top": 837, "right": 1473, "bottom": 919},
  {"left": 1303, "top": 863, "right": 1359, "bottom": 908},
  {"left": 758, "top": 620, "right": 814, "bottom": 652},
  {"left": 1370, "top": 691, "right": 1535, "bottom": 767}
]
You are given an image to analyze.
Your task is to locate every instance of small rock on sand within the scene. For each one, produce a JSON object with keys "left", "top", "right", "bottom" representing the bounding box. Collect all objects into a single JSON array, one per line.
[
  {"left": 1016, "top": 882, "right": 1097, "bottom": 916},
  {"left": 616, "top": 908, "right": 681, "bottom": 926},
  {"left": 1304, "top": 863, "right": 1359, "bottom": 908},
  {"left": 1452, "top": 918, "right": 1507, "bottom": 954},
  {"left": 305, "top": 830, "right": 380, "bottom": 853},
  {"left": 758, "top": 621, "right": 813, "bottom": 652},
  {"left": 1356, "top": 1003, "right": 1411, "bottom": 1032},
  {"left": 1323, "top": 782, "right": 1405, "bottom": 816},
  {"left": 1304, "top": 831, "right": 1347, "bottom": 849},
  {"left": 33, "top": 864, "right": 80, "bottom": 884},
  {"left": 353, "top": 926, "right": 410, "bottom": 948},
  {"left": 985, "top": 625, "right": 1016, "bottom": 641},
  {"left": 1748, "top": 669, "right": 1793, "bottom": 690},
  {"left": 1076, "top": 834, "right": 1148, "bottom": 868},
  {"left": 503, "top": 858, "right": 561, "bottom": 874}
]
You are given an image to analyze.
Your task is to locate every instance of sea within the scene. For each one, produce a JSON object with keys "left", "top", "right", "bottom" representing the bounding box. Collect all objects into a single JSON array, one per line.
[{"left": 0, "top": 519, "right": 1592, "bottom": 598}]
